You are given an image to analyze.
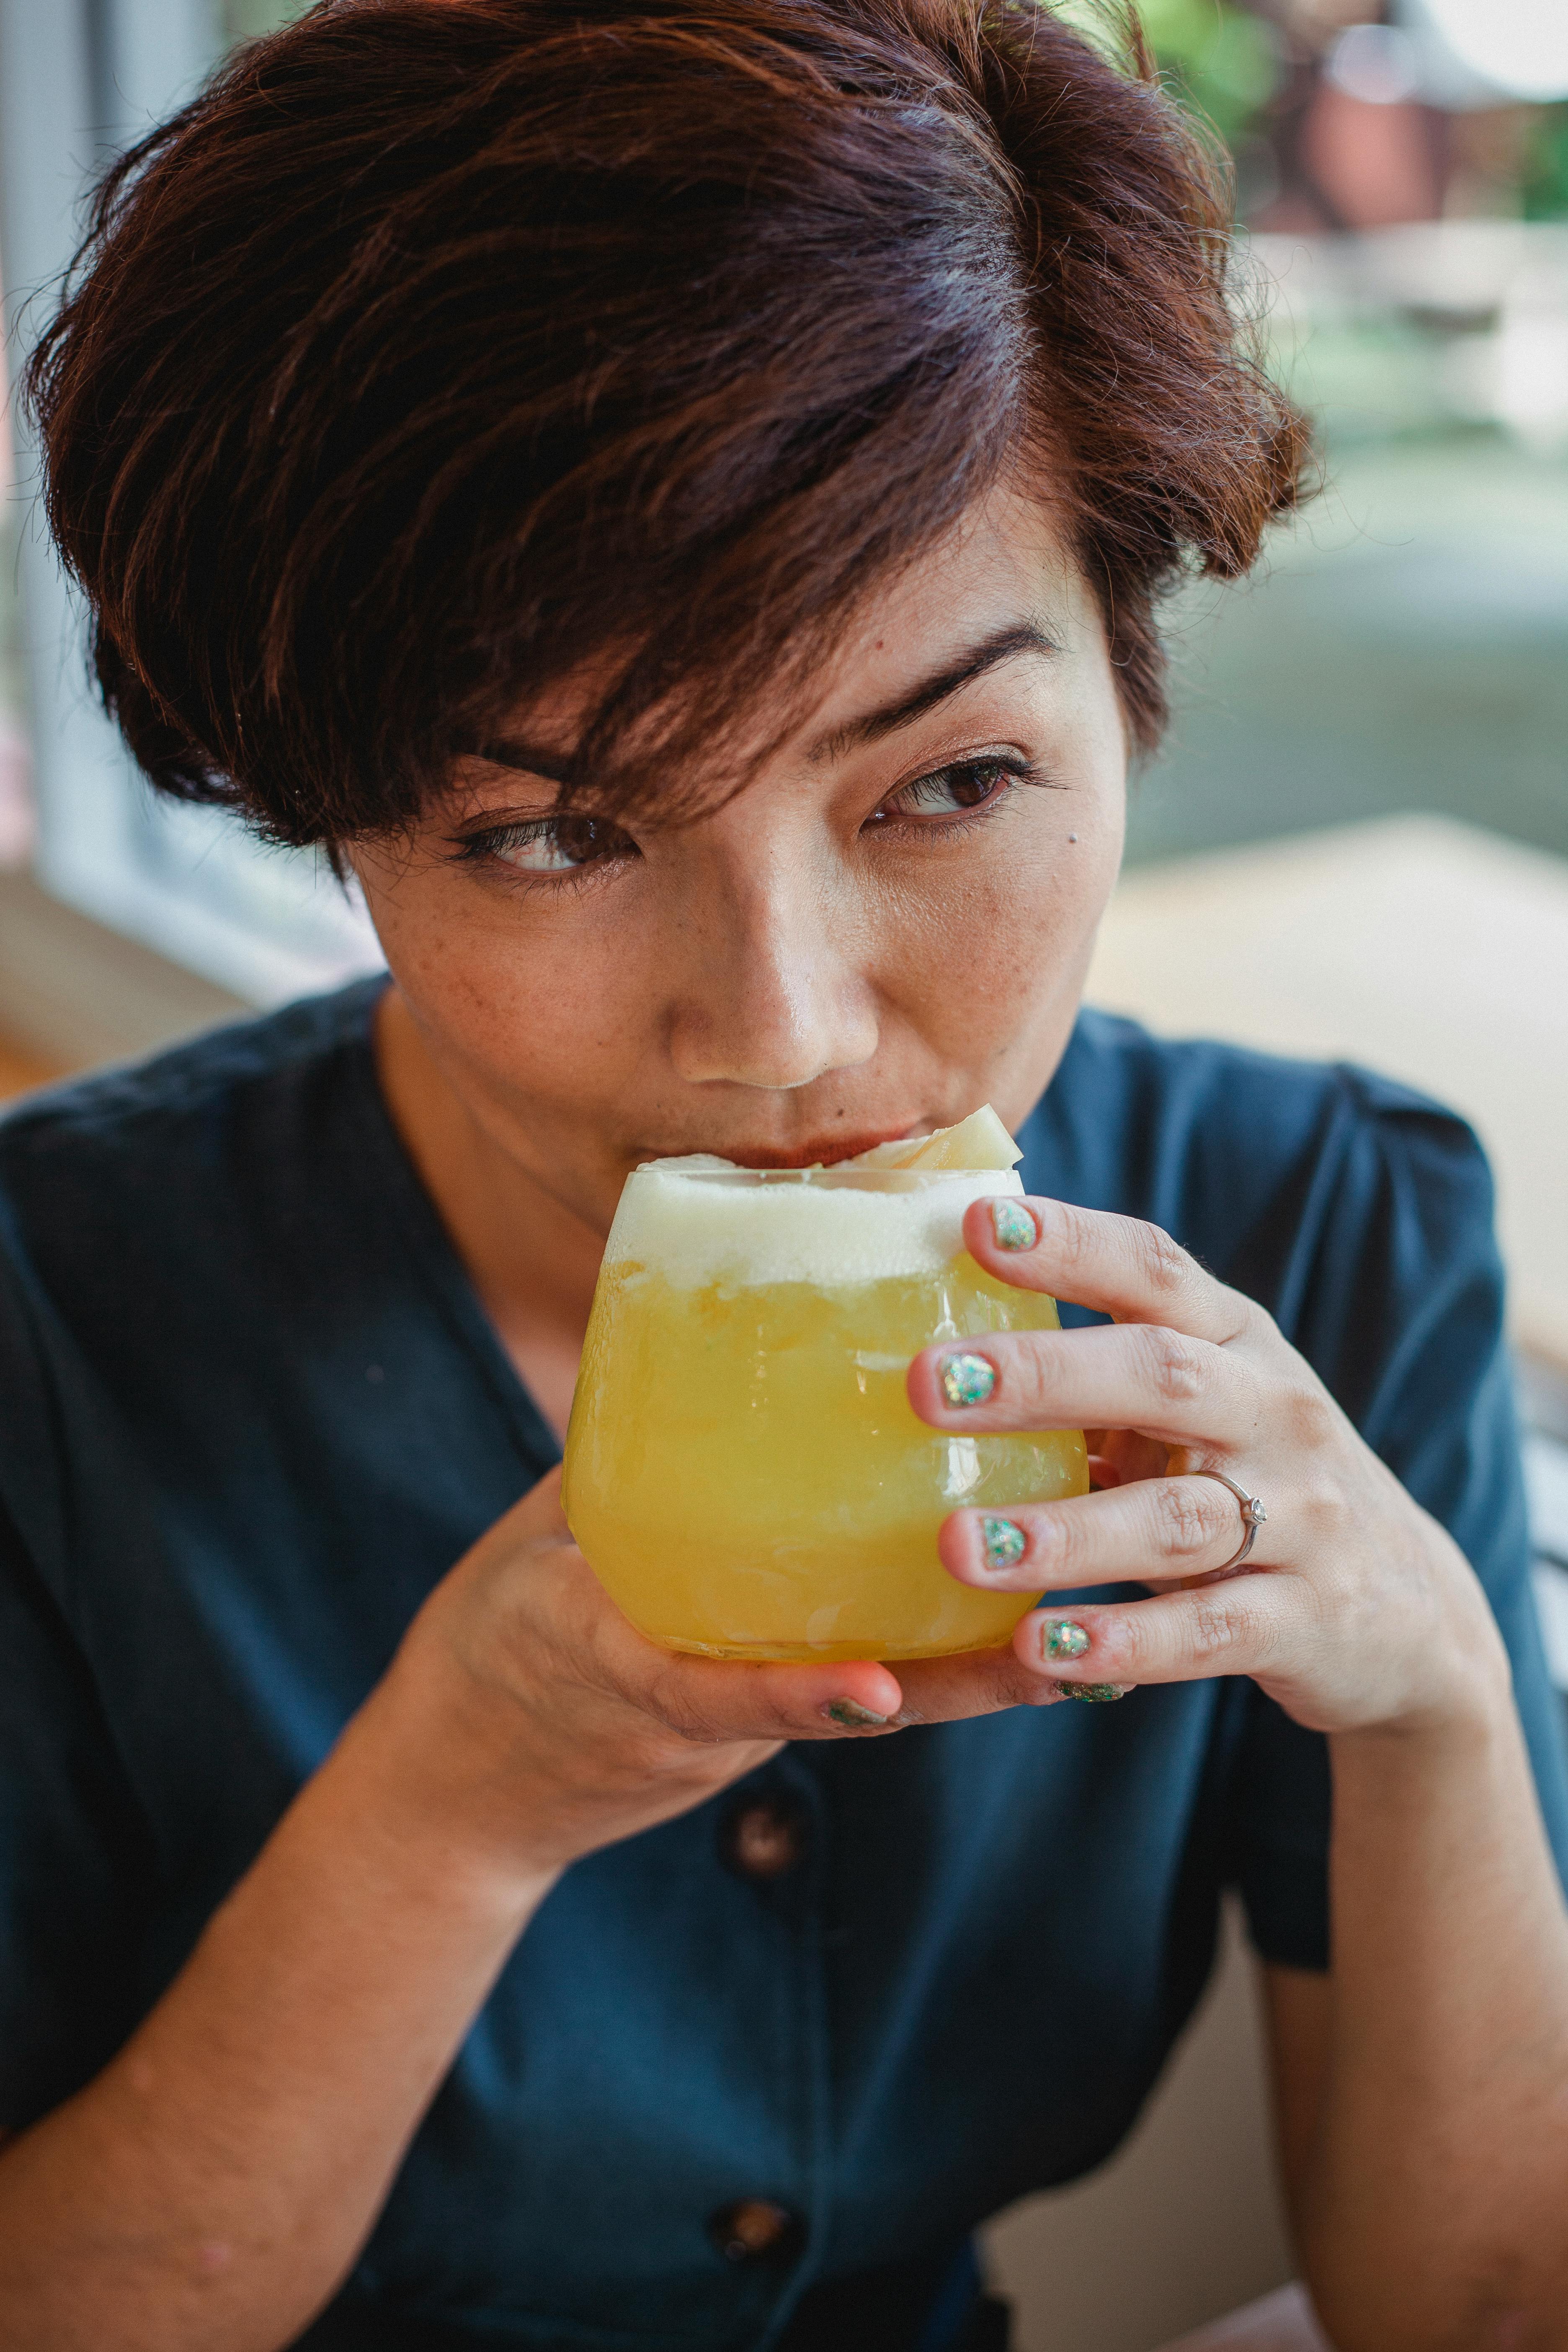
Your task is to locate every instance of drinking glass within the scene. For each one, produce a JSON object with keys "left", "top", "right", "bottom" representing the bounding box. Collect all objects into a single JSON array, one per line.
[{"left": 561, "top": 1160, "right": 1088, "bottom": 1661}]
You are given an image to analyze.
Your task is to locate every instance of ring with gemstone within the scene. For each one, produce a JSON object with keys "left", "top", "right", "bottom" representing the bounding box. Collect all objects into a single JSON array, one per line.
[{"left": 1189, "top": 1467, "right": 1268, "bottom": 1570}]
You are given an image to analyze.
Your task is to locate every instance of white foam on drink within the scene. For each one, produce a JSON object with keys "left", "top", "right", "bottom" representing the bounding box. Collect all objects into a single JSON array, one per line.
[{"left": 606, "top": 1159, "right": 1026, "bottom": 1289}]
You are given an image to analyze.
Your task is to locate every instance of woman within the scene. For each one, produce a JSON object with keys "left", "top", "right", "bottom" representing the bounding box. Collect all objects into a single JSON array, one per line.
[{"left": 3, "top": 3, "right": 1567, "bottom": 2347}]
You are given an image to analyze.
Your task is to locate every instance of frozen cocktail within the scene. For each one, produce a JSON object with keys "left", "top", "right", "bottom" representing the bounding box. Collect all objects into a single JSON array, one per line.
[{"left": 562, "top": 1112, "right": 1088, "bottom": 1660}]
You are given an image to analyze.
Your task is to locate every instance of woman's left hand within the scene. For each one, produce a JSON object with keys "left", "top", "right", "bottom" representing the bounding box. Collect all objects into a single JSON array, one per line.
[{"left": 903, "top": 1194, "right": 1508, "bottom": 1737}]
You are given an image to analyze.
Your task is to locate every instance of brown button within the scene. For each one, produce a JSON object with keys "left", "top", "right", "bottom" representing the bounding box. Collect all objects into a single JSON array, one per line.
[
  {"left": 707, "top": 2198, "right": 802, "bottom": 2264},
  {"left": 720, "top": 1796, "right": 807, "bottom": 1882}
]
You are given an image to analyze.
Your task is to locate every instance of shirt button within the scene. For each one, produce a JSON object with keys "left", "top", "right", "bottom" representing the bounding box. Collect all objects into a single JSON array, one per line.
[
  {"left": 707, "top": 2199, "right": 803, "bottom": 2264},
  {"left": 719, "top": 1796, "right": 807, "bottom": 1882}
]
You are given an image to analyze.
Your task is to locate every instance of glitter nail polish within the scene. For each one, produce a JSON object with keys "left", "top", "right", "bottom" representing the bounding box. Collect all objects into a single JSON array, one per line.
[
  {"left": 939, "top": 1352, "right": 995, "bottom": 1408},
  {"left": 1042, "top": 1617, "right": 1089, "bottom": 1659},
  {"left": 1055, "top": 1682, "right": 1131, "bottom": 1704},
  {"left": 981, "top": 1515, "right": 1027, "bottom": 1570},
  {"left": 824, "top": 1698, "right": 890, "bottom": 1729},
  {"left": 990, "top": 1199, "right": 1037, "bottom": 1252}
]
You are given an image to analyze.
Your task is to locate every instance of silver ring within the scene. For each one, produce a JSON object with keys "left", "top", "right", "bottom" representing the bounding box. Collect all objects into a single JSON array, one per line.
[{"left": 1189, "top": 1467, "right": 1268, "bottom": 1571}]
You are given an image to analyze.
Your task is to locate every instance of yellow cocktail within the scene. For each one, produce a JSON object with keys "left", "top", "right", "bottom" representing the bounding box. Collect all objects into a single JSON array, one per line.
[{"left": 562, "top": 1143, "right": 1087, "bottom": 1661}]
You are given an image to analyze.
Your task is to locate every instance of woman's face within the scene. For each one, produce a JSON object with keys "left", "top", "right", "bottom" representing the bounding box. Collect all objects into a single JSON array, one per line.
[{"left": 353, "top": 489, "right": 1127, "bottom": 1235}]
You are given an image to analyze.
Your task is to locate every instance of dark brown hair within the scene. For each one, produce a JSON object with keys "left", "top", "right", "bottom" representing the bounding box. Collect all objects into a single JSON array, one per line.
[{"left": 25, "top": 0, "right": 1311, "bottom": 846}]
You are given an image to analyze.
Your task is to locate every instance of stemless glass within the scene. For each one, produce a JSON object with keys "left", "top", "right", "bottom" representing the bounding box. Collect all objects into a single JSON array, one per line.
[{"left": 561, "top": 1159, "right": 1088, "bottom": 1661}]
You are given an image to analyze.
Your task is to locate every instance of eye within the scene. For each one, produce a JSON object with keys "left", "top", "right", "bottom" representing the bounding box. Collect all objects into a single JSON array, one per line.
[
  {"left": 455, "top": 812, "right": 638, "bottom": 876},
  {"left": 868, "top": 755, "right": 1029, "bottom": 828}
]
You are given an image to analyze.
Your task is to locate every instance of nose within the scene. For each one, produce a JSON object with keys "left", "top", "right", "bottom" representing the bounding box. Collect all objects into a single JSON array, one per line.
[{"left": 665, "top": 859, "right": 879, "bottom": 1091}]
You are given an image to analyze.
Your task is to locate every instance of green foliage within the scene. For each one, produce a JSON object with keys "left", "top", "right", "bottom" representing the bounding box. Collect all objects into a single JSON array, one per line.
[
  {"left": 1522, "top": 106, "right": 1568, "bottom": 222},
  {"left": 1135, "top": 0, "right": 1279, "bottom": 143},
  {"left": 222, "top": 0, "right": 312, "bottom": 42}
]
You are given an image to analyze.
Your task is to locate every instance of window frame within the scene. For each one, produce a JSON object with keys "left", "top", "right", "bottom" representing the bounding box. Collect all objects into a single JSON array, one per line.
[{"left": 0, "top": 0, "right": 381, "bottom": 1004}]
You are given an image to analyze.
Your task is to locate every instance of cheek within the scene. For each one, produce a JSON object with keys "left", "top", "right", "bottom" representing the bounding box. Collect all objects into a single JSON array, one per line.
[
  {"left": 896, "top": 787, "right": 1121, "bottom": 974},
  {"left": 873, "top": 760, "right": 1122, "bottom": 1062},
  {"left": 358, "top": 871, "right": 647, "bottom": 1097}
]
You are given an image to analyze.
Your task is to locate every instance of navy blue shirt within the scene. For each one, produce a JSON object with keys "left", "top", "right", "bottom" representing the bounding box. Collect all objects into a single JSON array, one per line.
[{"left": 2, "top": 982, "right": 1565, "bottom": 2351}]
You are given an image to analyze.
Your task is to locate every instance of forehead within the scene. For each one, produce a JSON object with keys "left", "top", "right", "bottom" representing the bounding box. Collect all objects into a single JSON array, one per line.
[
  {"left": 443, "top": 486, "right": 1094, "bottom": 820},
  {"left": 806, "top": 486, "right": 1091, "bottom": 725}
]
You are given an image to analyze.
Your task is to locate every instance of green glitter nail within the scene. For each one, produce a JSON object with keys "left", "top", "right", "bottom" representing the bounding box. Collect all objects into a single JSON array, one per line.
[
  {"left": 825, "top": 1699, "right": 890, "bottom": 1729},
  {"left": 1042, "top": 1617, "right": 1089, "bottom": 1659},
  {"left": 939, "top": 1352, "right": 995, "bottom": 1408},
  {"left": 990, "top": 1199, "right": 1037, "bottom": 1252},
  {"left": 981, "top": 1516, "right": 1027, "bottom": 1570},
  {"left": 1055, "top": 1681, "right": 1131, "bottom": 1704}
]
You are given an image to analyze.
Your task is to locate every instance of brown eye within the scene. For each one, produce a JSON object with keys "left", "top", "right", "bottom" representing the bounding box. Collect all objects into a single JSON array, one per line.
[
  {"left": 876, "top": 759, "right": 1012, "bottom": 823},
  {"left": 476, "top": 813, "right": 637, "bottom": 873}
]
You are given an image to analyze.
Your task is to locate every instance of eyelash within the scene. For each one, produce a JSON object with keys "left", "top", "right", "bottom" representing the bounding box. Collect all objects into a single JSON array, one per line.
[
  {"left": 869, "top": 753, "right": 1039, "bottom": 833},
  {"left": 449, "top": 754, "right": 1040, "bottom": 883}
]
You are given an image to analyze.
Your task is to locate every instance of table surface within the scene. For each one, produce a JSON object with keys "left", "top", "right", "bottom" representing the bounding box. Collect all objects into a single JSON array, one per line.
[{"left": 1087, "top": 814, "right": 1568, "bottom": 1377}]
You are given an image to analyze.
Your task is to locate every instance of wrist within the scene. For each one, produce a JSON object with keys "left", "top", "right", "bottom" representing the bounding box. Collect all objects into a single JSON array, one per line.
[
  {"left": 336, "top": 1632, "right": 565, "bottom": 1919},
  {"left": 1332, "top": 1628, "right": 1512, "bottom": 1761},
  {"left": 1346, "top": 1517, "right": 1516, "bottom": 1744}
]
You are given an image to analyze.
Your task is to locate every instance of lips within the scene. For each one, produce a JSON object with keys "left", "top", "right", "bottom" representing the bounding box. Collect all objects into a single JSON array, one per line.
[{"left": 635, "top": 1126, "right": 926, "bottom": 1171}]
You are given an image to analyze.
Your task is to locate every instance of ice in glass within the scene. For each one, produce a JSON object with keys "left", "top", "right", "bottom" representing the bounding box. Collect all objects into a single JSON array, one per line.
[
  {"left": 564, "top": 1110, "right": 1091, "bottom": 1665},
  {"left": 562, "top": 1121, "right": 1088, "bottom": 1661}
]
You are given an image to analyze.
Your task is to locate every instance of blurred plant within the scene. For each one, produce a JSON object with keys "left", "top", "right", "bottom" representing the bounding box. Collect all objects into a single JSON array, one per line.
[
  {"left": 1522, "top": 106, "right": 1568, "bottom": 219},
  {"left": 1133, "top": 0, "right": 1283, "bottom": 144},
  {"left": 221, "top": 0, "right": 310, "bottom": 41}
]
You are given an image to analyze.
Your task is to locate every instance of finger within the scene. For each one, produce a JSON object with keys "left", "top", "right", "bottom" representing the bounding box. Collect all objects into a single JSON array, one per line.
[
  {"left": 907, "top": 1320, "right": 1256, "bottom": 1445},
  {"left": 887, "top": 1645, "right": 1074, "bottom": 1724},
  {"left": 962, "top": 1196, "right": 1256, "bottom": 1346},
  {"left": 599, "top": 1616, "right": 911, "bottom": 1743},
  {"left": 1088, "top": 1428, "right": 1171, "bottom": 1487},
  {"left": 1010, "top": 1572, "right": 1309, "bottom": 1690},
  {"left": 939, "top": 1475, "right": 1264, "bottom": 1591}
]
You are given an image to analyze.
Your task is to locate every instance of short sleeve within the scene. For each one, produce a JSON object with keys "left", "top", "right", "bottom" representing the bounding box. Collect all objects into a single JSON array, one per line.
[{"left": 1227, "top": 1075, "right": 1568, "bottom": 1972}]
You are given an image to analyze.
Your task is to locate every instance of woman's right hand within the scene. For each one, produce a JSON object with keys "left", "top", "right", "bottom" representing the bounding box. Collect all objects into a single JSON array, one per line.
[{"left": 380, "top": 1468, "right": 915, "bottom": 1883}]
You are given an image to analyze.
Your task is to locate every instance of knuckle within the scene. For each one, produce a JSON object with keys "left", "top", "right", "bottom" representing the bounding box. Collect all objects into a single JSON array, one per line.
[
  {"left": 1189, "top": 1594, "right": 1243, "bottom": 1662},
  {"left": 1233, "top": 1292, "right": 1278, "bottom": 1346},
  {"left": 1189, "top": 1587, "right": 1271, "bottom": 1666},
  {"left": 1127, "top": 1217, "right": 1192, "bottom": 1299},
  {"left": 1001, "top": 1339, "right": 1060, "bottom": 1424},
  {"left": 1154, "top": 1479, "right": 1231, "bottom": 1558},
  {"left": 643, "top": 1663, "right": 721, "bottom": 1746},
  {"left": 1301, "top": 1481, "right": 1346, "bottom": 1551},
  {"left": 1139, "top": 1324, "right": 1208, "bottom": 1406},
  {"left": 1281, "top": 1377, "right": 1339, "bottom": 1451}
]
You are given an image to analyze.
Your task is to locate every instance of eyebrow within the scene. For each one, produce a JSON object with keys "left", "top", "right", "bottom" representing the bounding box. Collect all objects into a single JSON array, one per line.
[
  {"left": 461, "top": 739, "right": 574, "bottom": 785},
  {"left": 463, "top": 617, "right": 1059, "bottom": 787},
  {"left": 807, "top": 620, "right": 1058, "bottom": 765}
]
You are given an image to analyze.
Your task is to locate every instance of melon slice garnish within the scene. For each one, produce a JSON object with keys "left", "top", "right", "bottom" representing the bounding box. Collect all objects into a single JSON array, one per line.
[{"left": 847, "top": 1104, "right": 1022, "bottom": 1173}]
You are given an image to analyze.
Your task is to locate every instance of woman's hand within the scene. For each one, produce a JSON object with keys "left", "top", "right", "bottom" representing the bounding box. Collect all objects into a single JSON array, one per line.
[
  {"left": 384, "top": 1469, "right": 916, "bottom": 1885},
  {"left": 391, "top": 1174, "right": 1516, "bottom": 1898},
  {"left": 908, "top": 1194, "right": 1509, "bottom": 1738}
]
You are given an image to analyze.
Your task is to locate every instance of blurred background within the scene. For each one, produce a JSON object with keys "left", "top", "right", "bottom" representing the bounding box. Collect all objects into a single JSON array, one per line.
[
  {"left": 1, "top": 6, "right": 1565, "bottom": 2349},
  {"left": 3, "top": 0, "right": 1567, "bottom": 1003}
]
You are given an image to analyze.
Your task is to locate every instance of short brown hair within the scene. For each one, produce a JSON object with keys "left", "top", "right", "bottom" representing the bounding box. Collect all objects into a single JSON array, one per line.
[{"left": 26, "top": 0, "right": 1310, "bottom": 846}]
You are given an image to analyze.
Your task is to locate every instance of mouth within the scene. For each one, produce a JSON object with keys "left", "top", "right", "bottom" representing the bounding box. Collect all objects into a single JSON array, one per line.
[{"left": 639, "top": 1124, "right": 929, "bottom": 1171}]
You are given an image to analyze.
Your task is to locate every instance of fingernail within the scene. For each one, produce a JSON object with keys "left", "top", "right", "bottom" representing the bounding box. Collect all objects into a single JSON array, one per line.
[
  {"left": 939, "top": 1352, "right": 995, "bottom": 1408},
  {"left": 1041, "top": 1617, "right": 1089, "bottom": 1659},
  {"left": 980, "top": 1514, "right": 1027, "bottom": 1570},
  {"left": 990, "top": 1198, "right": 1038, "bottom": 1252},
  {"left": 824, "top": 1698, "right": 890, "bottom": 1729},
  {"left": 1053, "top": 1681, "right": 1132, "bottom": 1704}
]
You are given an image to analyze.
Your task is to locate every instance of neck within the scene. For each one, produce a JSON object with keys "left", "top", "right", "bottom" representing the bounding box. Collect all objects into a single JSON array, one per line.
[{"left": 373, "top": 988, "right": 603, "bottom": 1440}]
